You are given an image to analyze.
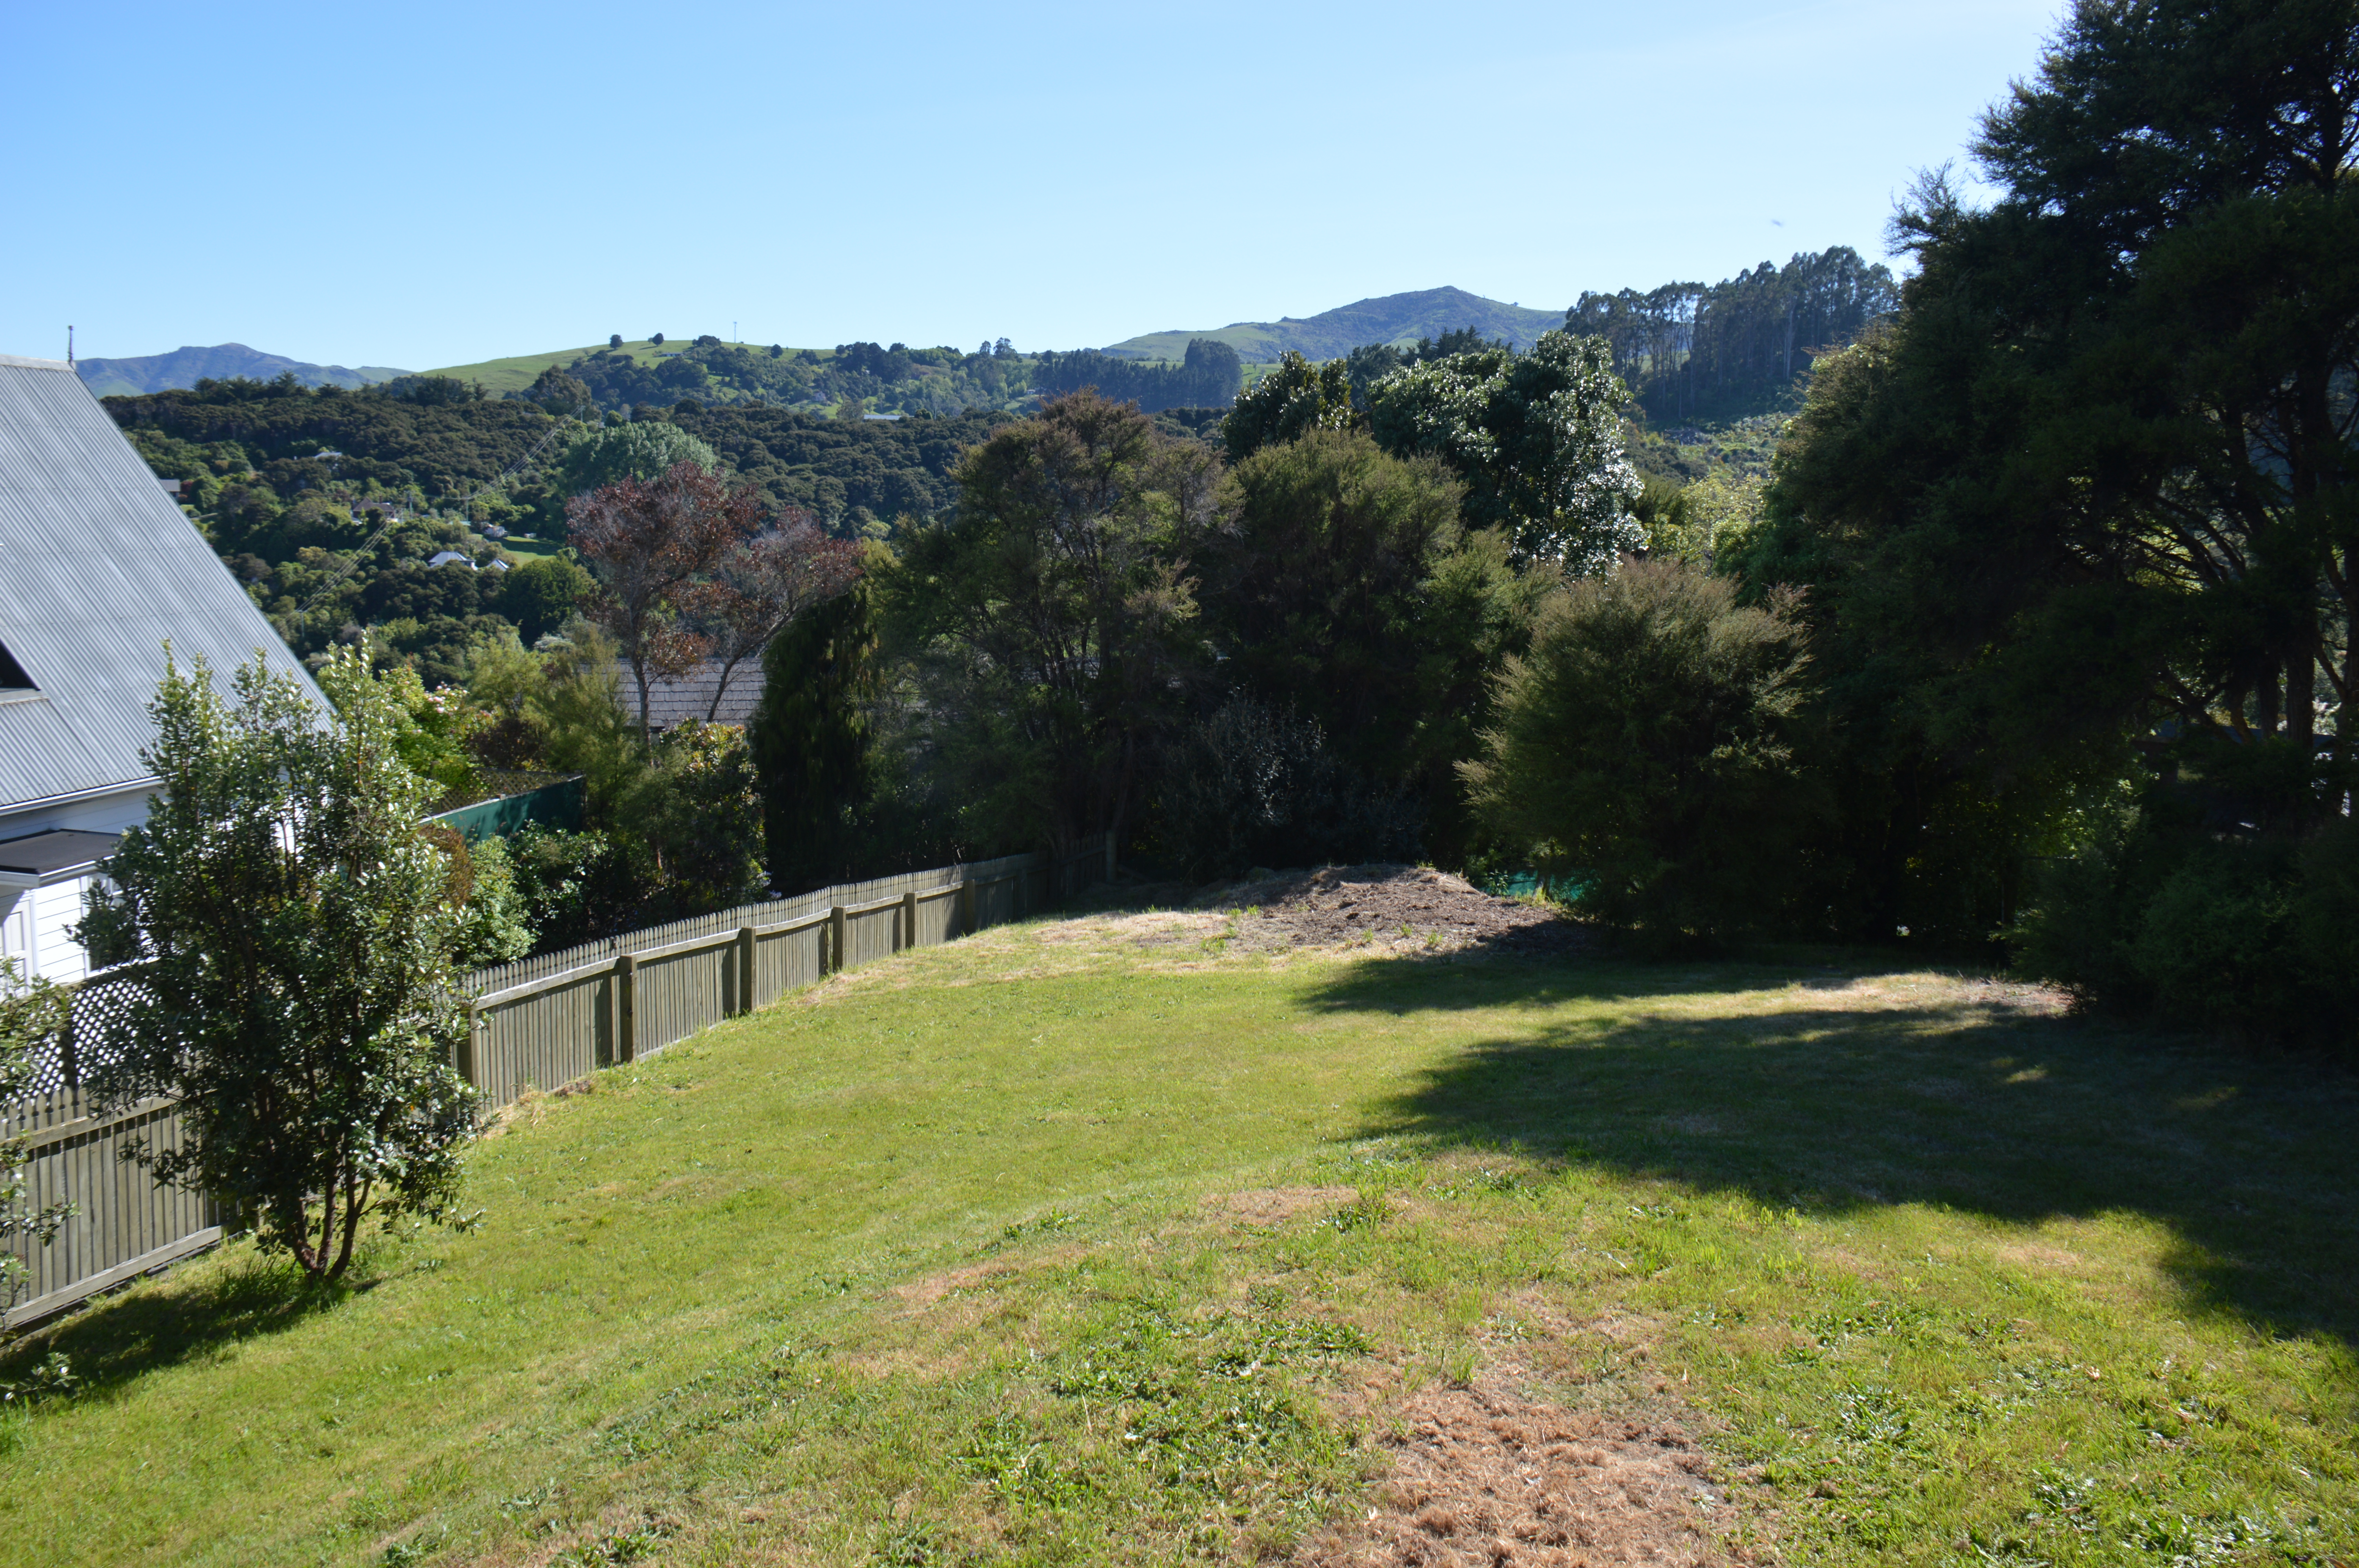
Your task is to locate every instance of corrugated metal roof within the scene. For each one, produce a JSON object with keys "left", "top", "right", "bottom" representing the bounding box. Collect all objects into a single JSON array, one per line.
[
  {"left": 610, "top": 659, "right": 766, "bottom": 731},
  {"left": 0, "top": 355, "right": 328, "bottom": 808}
]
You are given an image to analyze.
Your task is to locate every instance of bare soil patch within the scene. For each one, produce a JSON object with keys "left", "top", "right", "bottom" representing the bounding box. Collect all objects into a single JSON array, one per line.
[
  {"left": 1298, "top": 1383, "right": 1736, "bottom": 1568},
  {"left": 890, "top": 1261, "right": 1028, "bottom": 1309},
  {"left": 1205, "top": 1186, "right": 1360, "bottom": 1225},
  {"left": 1198, "top": 865, "right": 1592, "bottom": 959}
]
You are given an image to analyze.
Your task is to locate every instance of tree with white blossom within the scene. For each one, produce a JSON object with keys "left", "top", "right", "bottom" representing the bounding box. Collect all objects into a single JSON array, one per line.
[{"left": 1368, "top": 329, "right": 1643, "bottom": 574}]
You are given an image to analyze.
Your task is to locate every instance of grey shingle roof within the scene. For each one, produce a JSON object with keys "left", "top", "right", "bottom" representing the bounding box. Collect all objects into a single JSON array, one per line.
[
  {"left": 0, "top": 354, "right": 327, "bottom": 809},
  {"left": 610, "top": 659, "right": 767, "bottom": 732}
]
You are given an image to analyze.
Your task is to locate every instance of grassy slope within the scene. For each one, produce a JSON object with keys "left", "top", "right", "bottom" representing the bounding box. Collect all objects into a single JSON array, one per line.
[
  {"left": 4, "top": 913, "right": 2352, "bottom": 1567},
  {"left": 419, "top": 342, "right": 811, "bottom": 398}
]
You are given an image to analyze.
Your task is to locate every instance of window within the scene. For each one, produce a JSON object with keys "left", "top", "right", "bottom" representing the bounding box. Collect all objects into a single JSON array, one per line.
[{"left": 0, "top": 640, "right": 35, "bottom": 691}]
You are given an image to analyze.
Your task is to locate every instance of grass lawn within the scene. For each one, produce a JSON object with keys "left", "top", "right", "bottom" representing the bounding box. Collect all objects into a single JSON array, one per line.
[
  {"left": 3, "top": 909, "right": 2352, "bottom": 1566},
  {"left": 494, "top": 535, "right": 569, "bottom": 566}
]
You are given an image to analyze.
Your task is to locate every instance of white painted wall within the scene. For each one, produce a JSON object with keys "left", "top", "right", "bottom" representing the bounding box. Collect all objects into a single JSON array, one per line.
[
  {"left": 0, "top": 875, "right": 96, "bottom": 984},
  {"left": 0, "top": 781, "right": 150, "bottom": 982}
]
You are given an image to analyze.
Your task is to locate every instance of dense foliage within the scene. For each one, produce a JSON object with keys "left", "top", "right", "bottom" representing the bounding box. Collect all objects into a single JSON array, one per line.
[
  {"left": 1721, "top": 0, "right": 2356, "bottom": 1044},
  {"left": 1198, "top": 428, "right": 1543, "bottom": 864},
  {"left": 1365, "top": 330, "right": 1645, "bottom": 571},
  {"left": 544, "top": 339, "right": 1037, "bottom": 419},
  {"left": 1156, "top": 699, "right": 1419, "bottom": 880},
  {"left": 1030, "top": 338, "right": 1243, "bottom": 413},
  {"left": 750, "top": 562, "right": 891, "bottom": 893},
  {"left": 883, "top": 392, "right": 1220, "bottom": 856},
  {"left": 1463, "top": 562, "right": 1819, "bottom": 948},
  {"left": 1568, "top": 247, "right": 1900, "bottom": 422},
  {"left": 667, "top": 403, "right": 1011, "bottom": 535},
  {"left": 104, "top": 378, "right": 1020, "bottom": 682}
]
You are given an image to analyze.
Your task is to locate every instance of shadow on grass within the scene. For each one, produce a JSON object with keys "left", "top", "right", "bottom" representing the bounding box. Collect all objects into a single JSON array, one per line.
[
  {"left": 1312, "top": 950, "right": 2359, "bottom": 1348},
  {"left": 2, "top": 1242, "right": 401, "bottom": 1399}
]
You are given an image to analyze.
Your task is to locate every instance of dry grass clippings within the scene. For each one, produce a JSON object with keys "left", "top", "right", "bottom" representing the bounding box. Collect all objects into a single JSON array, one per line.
[{"left": 1298, "top": 1383, "right": 1738, "bottom": 1568}]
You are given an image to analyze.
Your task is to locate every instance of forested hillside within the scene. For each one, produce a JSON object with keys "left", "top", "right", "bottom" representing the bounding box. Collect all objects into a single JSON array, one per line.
[
  {"left": 665, "top": 403, "right": 1010, "bottom": 530},
  {"left": 100, "top": 375, "right": 1017, "bottom": 680},
  {"left": 543, "top": 338, "right": 1038, "bottom": 418},
  {"left": 1029, "top": 338, "right": 1243, "bottom": 412},
  {"left": 1568, "top": 247, "right": 1899, "bottom": 421}
]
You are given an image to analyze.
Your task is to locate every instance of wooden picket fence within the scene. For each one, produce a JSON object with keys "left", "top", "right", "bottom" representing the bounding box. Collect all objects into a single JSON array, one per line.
[{"left": 1, "top": 835, "right": 1113, "bottom": 1328}]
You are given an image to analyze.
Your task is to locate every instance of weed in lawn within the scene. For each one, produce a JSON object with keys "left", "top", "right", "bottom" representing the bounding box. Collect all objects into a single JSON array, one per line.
[
  {"left": 998, "top": 1209, "right": 1080, "bottom": 1243},
  {"left": 877, "top": 1518, "right": 943, "bottom": 1566},
  {"left": 1322, "top": 1190, "right": 1393, "bottom": 1234},
  {"left": 549, "top": 1513, "right": 673, "bottom": 1565}
]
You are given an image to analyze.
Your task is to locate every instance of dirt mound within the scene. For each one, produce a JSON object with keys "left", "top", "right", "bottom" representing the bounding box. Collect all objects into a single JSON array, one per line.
[
  {"left": 1298, "top": 1384, "right": 1734, "bottom": 1567},
  {"left": 1207, "top": 865, "right": 1590, "bottom": 959}
]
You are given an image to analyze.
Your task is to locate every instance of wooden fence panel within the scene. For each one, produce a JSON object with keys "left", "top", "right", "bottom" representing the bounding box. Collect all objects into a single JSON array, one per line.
[
  {"left": 471, "top": 967, "right": 609, "bottom": 1104},
  {"left": 629, "top": 937, "right": 734, "bottom": 1061},
  {"left": 840, "top": 901, "right": 900, "bottom": 970},
  {"left": 969, "top": 869, "right": 1021, "bottom": 931},
  {"left": 4, "top": 1094, "right": 219, "bottom": 1328},
  {"left": 912, "top": 886, "right": 961, "bottom": 947},
  {"left": 751, "top": 916, "right": 828, "bottom": 1009}
]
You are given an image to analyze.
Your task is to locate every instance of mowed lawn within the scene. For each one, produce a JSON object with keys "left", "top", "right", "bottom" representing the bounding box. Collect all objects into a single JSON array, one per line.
[{"left": 3, "top": 909, "right": 2354, "bottom": 1566}]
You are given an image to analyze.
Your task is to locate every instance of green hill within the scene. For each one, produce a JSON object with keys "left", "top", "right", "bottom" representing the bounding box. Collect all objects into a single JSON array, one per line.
[
  {"left": 424, "top": 290, "right": 1569, "bottom": 396},
  {"left": 417, "top": 339, "right": 716, "bottom": 396},
  {"left": 1101, "top": 287, "right": 1567, "bottom": 363},
  {"left": 74, "top": 343, "right": 408, "bottom": 397}
]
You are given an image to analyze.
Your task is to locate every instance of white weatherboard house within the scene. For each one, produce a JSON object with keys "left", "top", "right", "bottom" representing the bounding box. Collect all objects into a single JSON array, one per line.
[{"left": 0, "top": 352, "right": 329, "bottom": 982}]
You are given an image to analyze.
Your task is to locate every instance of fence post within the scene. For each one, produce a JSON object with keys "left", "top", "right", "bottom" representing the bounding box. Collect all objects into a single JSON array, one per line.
[
  {"left": 616, "top": 953, "right": 638, "bottom": 1063},
  {"left": 902, "top": 888, "right": 920, "bottom": 951},
  {"left": 961, "top": 877, "right": 978, "bottom": 938},
  {"left": 460, "top": 998, "right": 479, "bottom": 1087},
  {"left": 830, "top": 905, "right": 847, "bottom": 974},
  {"left": 736, "top": 925, "right": 757, "bottom": 1015}
]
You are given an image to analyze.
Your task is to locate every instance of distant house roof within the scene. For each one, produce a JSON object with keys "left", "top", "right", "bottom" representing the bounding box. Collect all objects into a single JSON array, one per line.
[
  {"left": 428, "top": 550, "right": 474, "bottom": 568},
  {"left": 609, "top": 659, "right": 766, "bottom": 732},
  {"left": 0, "top": 354, "right": 328, "bottom": 811}
]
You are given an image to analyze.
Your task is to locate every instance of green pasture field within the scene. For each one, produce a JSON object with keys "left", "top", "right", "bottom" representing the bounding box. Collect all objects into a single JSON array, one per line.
[
  {"left": 492, "top": 534, "right": 568, "bottom": 565},
  {"left": 2, "top": 906, "right": 2351, "bottom": 1566}
]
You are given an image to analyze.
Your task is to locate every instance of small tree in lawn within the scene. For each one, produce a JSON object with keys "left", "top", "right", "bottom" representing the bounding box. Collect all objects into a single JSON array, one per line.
[
  {"left": 685, "top": 508, "right": 865, "bottom": 722},
  {"left": 1, "top": 959, "right": 75, "bottom": 1314},
  {"left": 567, "top": 461, "right": 763, "bottom": 741},
  {"left": 75, "top": 648, "right": 481, "bottom": 1285}
]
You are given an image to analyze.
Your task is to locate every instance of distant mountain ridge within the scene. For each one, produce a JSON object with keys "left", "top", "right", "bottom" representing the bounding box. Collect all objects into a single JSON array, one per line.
[
  {"left": 1101, "top": 287, "right": 1567, "bottom": 364},
  {"left": 75, "top": 343, "right": 409, "bottom": 398}
]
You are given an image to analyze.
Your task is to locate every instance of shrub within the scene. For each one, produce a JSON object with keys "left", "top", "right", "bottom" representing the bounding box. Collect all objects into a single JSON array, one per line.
[
  {"left": 1154, "top": 699, "right": 1420, "bottom": 882},
  {"left": 2013, "top": 811, "right": 2359, "bottom": 1049},
  {"left": 504, "top": 825, "right": 640, "bottom": 951},
  {"left": 1461, "top": 559, "right": 1820, "bottom": 949},
  {"left": 76, "top": 650, "right": 481, "bottom": 1282}
]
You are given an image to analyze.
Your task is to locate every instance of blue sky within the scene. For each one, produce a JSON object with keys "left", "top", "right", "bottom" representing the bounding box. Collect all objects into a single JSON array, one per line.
[{"left": 0, "top": 0, "right": 2064, "bottom": 372}]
